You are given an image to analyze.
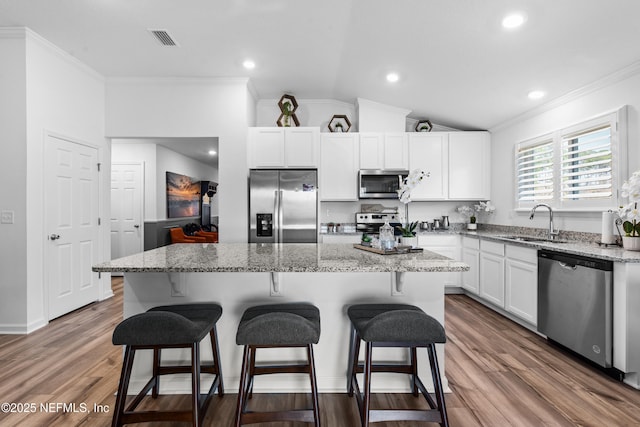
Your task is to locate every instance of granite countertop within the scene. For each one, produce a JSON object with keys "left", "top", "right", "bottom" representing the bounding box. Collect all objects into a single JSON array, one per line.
[
  {"left": 463, "top": 231, "right": 640, "bottom": 263},
  {"left": 93, "top": 243, "right": 470, "bottom": 273}
]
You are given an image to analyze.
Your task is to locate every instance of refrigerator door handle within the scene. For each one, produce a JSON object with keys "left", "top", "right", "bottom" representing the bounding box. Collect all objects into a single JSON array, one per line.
[
  {"left": 278, "top": 189, "right": 284, "bottom": 243},
  {"left": 273, "top": 189, "right": 280, "bottom": 243}
]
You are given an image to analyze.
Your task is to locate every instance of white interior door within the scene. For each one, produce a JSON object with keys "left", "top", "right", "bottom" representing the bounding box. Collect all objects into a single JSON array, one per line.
[
  {"left": 45, "top": 134, "right": 100, "bottom": 320},
  {"left": 110, "top": 163, "right": 144, "bottom": 264}
]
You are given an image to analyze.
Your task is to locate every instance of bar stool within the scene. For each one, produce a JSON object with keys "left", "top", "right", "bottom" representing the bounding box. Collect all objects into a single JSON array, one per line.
[
  {"left": 235, "top": 303, "right": 321, "bottom": 426},
  {"left": 111, "top": 303, "right": 224, "bottom": 427},
  {"left": 347, "top": 304, "right": 449, "bottom": 427}
]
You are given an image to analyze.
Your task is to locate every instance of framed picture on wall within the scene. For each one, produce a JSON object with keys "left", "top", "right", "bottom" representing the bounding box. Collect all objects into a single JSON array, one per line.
[{"left": 166, "top": 171, "right": 201, "bottom": 218}]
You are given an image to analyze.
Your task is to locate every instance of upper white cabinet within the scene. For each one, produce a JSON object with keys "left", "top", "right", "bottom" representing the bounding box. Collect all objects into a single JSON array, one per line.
[
  {"left": 408, "top": 133, "right": 448, "bottom": 200},
  {"left": 319, "top": 133, "right": 359, "bottom": 201},
  {"left": 248, "top": 127, "right": 319, "bottom": 168},
  {"left": 359, "top": 132, "right": 408, "bottom": 170},
  {"left": 448, "top": 131, "right": 491, "bottom": 200}
]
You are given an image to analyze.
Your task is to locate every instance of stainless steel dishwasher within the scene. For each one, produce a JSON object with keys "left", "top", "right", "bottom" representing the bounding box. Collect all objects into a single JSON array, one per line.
[{"left": 538, "top": 250, "right": 613, "bottom": 368}]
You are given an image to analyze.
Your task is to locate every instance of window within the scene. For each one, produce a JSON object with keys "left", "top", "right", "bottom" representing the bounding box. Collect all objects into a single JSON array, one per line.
[{"left": 515, "top": 108, "right": 626, "bottom": 210}]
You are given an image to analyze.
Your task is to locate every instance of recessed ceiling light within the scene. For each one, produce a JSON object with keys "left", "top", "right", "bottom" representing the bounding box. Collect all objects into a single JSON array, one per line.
[
  {"left": 386, "top": 73, "right": 399, "bottom": 83},
  {"left": 502, "top": 13, "right": 526, "bottom": 29},
  {"left": 208, "top": 150, "right": 217, "bottom": 156},
  {"left": 528, "top": 90, "right": 545, "bottom": 100},
  {"left": 243, "top": 59, "right": 255, "bottom": 70}
]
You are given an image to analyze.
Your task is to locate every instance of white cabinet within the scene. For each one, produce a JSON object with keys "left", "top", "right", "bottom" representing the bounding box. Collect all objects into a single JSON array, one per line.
[
  {"left": 460, "top": 236, "right": 480, "bottom": 294},
  {"left": 417, "top": 234, "right": 460, "bottom": 288},
  {"left": 479, "top": 240, "right": 505, "bottom": 307},
  {"left": 505, "top": 245, "right": 538, "bottom": 325},
  {"left": 248, "top": 127, "right": 319, "bottom": 168},
  {"left": 319, "top": 133, "right": 359, "bottom": 201},
  {"left": 359, "top": 133, "right": 408, "bottom": 170},
  {"left": 408, "top": 133, "right": 448, "bottom": 200},
  {"left": 448, "top": 131, "right": 490, "bottom": 200}
]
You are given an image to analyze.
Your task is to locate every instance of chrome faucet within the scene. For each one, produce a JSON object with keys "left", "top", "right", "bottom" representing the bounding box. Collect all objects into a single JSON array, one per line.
[{"left": 529, "top": 203, "right": 559, "bottom": 240}]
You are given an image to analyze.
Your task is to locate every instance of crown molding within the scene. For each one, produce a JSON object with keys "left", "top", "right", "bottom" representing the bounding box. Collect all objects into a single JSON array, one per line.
[{"left": 490, "top": 59, "right": 640, "bottom": 133}]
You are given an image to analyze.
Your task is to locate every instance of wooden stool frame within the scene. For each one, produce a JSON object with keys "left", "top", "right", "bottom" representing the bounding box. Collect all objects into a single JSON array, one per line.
[
  {"left": 347, "top": 326, "right": 449, "bottom": 427},
  {"left": 235, "top": 344, "right": 320, "bottom": 426},
  {"left": 112, "top": 327, "right": 224, "bottom": 427}
]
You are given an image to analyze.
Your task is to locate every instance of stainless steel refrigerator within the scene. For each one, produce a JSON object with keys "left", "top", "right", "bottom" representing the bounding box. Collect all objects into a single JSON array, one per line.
[{"left": 249, "top": 169, "right": 318, "bottom": 243}]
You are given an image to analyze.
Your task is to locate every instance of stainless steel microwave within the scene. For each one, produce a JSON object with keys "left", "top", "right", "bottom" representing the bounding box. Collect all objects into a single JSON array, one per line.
[{"left": 358, "top": 170, "right": 408, "bottom": 199}]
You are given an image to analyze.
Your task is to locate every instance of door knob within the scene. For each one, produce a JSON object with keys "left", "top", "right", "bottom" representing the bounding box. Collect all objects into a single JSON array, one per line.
[
  {"left": 134, "top": 224, "right": 140, "bottom": 228},
  {"left": 49, "top": 234, "right": 60, "bottom": 240}
]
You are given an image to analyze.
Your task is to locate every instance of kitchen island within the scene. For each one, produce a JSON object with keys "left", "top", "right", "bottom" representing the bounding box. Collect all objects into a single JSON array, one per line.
[{"left": 94, "top": 243, "right": 468, "bottom": 394}]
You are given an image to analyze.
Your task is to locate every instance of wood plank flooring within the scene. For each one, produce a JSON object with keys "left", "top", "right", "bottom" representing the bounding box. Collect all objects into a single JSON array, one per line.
[{"left": 1, "top": 278, "right": 639, "bottom": 426}]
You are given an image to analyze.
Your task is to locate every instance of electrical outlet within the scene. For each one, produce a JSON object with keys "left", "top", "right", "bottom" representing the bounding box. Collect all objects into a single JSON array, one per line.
[{"left": 1, "top": 210, "right": 14, "bottom": 224}]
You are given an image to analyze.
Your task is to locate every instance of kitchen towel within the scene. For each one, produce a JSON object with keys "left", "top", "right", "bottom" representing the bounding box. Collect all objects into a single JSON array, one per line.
[{"left": 601, "top": 211, "right": 616, "bottom": 244}]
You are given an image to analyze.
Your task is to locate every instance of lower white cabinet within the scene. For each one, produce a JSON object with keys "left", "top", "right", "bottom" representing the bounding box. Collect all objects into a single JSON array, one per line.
[
  {"left": 461, "top": 237, "right": 480, "bottom": 294},
  {"left": 479, "top": 240, "right": 505, "bottom": 307},
  {"left": 417, "top": 234, "right": 460, "bottom": 288},
  {"left": 504, "top": 245, "right": 538, "bottom": 325}
]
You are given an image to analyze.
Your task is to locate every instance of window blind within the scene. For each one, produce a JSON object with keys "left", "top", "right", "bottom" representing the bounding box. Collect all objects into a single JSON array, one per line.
[
  {"left": 560, "top": 126, "right": 612, "bottom": 200},
  {"left": 516, "top": 140, "right": 554, "bottom": 202}
]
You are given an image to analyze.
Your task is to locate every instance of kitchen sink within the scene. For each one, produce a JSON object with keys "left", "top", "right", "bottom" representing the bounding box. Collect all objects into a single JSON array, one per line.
[{"left": 497, "top": 235, "right": 569, "bottom": 243}]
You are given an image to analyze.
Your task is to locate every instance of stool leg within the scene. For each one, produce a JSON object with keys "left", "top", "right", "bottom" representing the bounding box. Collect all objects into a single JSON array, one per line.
[
  {"left": 235, "top": 345, "right": 251, "bottom": 427},
  {"left": 152, "top": 348, "right": 161, "bottom": 398},
  {"left": 410, "top": 346, "right": 419, "bottom": 397},
  {"left": 248, "top": 345, "right": 256, "bottom": 399},
  {"left": 191, "top": 342, "right": 201, "bottom": 427},
  {"left": 427, "top": 344, "right": 449, "bottom": 427},
  {"left": 307, "top": 344, "right": 321, "bottom": 427},
  {"left": 362, "top": 342, "right": 373, "bottom": 427},
  {"left": 346, "top": 325, "right": 357, "bottom": 395},
  {"left": 112, "top": 346, "right": 135, "bottom": 427},
  {"left": 209, "top": 327, "right": 224, "bottom": 396},
  {"left": 348, "top": 330, "right": 361, "bottom": 397}
]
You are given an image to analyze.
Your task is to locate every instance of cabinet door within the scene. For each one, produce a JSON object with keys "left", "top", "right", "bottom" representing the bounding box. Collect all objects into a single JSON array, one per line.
[
  {"left": 505, "top": 246, "right": 538, "bottom": 325},
  {"left": 285, "top": 128, "right": 319, "bottom": 167},
  {"left": 320, "top": 133, "right": 359, "bottom": 201},
  {"left": 248, "top": 128, "right": 285, "bottom": 168},
  {"left": 383, "top": 133, "right": 408, "bottom": 169},
  {"left": 479, "top": 251, "right": 505, "bottom": 307},
  {"left": 416, "top": 235, "right": 460, "bottom": 287},
  {"left": 359, "top": 133, "right": 383, "bottom": 169},
  {"left": 408, "top": 133, "right": 448, "bottom": 200},
  {"left": 448, "top": 131, "right": 490, "bottom": 200},
  {"left": 461, "top": 247, "right": 480, "bottom": 294}
]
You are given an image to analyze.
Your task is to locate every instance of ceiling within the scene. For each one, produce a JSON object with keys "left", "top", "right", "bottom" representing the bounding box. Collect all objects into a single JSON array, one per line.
[{"left": 2, "top": 0, "right": 640, "bottom": 131}]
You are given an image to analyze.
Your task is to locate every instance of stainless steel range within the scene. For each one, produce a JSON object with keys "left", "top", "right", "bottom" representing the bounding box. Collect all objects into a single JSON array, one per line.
[{"left": 355, "top": 212, "right": 402, "bottom": 235}]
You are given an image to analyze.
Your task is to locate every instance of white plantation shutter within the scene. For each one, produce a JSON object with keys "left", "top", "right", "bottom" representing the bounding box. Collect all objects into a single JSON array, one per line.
[
  {"left": 560, "top": 126, "right": 612, "bottom": 201},
  {"left": 516, "top": 139, "right": 554, "bottom": 202}
]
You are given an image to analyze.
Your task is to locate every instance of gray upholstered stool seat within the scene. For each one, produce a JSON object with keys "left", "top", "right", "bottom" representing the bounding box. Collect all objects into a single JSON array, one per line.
[
  {"left": 347, "top": 303, "right": 445, "bottom": 345},
  {"left": 347, "top": 304, "right": 449, "bottom": 427},
  {"left": 236, "top": 303, "right": 320, "bottom": 345},
  {"left": 235, "top": 303, "right": 321, "bottom": 426},
  {"left": 111, "top": 303, "right": 224, "bottom": 427}
]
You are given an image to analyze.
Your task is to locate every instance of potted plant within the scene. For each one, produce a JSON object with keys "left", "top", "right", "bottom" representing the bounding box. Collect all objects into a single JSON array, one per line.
[
  {"left": 361, "top": 233, "right": 372, "bottom": 247},
  {"left": 457, "top": 205, "right": 476, "bottom": 230},
  {"left": 282, "top": 101, "right": 293, "bottom": 127},
  {"left": 618, "top": 170, "right": 640, "bottom": 251},
  {"left": 396, "top": 221, "right": 419, "bottom": 247},
  {"left": 334, "top": 122, "right": 344, "bottom": 132}
]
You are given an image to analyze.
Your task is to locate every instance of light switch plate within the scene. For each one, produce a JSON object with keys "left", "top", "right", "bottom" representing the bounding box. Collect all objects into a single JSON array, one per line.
[{"left": 1, "top": 210, "right": 14, "bottom": 224}]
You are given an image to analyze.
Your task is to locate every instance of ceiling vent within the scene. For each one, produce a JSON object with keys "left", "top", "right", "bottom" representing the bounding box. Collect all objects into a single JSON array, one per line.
[{"left": 148, "top": 29, "right": 179, "bottom": 47}]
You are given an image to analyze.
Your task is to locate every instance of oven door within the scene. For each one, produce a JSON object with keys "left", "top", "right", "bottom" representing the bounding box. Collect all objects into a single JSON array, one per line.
[{"left": 359, "top": 170, "right": 408, "bottom": 199}]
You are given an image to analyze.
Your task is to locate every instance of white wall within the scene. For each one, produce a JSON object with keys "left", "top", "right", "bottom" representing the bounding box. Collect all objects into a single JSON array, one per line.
[
  {"left": 0, "top": 30, "right": 28, "bottom": 330},
  {"left": 489, "top": 68, "right": 640, "bottom": 234},
  {"left": 0, "top": 28, "right": 107, "bottom": 333},
  {"left": 106, "top": 78, "right": 250, "bottom": 242}
]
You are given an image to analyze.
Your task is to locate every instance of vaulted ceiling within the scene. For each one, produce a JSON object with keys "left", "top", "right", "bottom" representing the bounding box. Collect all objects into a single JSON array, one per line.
[{"left": 2, "top": 0, "right": 640, "bottom": 130}]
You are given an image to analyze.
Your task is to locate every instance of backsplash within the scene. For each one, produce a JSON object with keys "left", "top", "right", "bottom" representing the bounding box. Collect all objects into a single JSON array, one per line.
[{"left": 478, "top": 224, "right": 604, "bottom": 243}]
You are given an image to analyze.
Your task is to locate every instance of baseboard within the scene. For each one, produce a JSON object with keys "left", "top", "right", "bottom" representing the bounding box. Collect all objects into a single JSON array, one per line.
[{"left": 0, "top": 317, "right": 47, "bottom": 334}]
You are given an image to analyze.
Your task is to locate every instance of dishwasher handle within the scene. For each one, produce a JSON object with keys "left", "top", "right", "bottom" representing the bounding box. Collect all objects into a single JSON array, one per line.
[{"left": 558, "top": 261, "right": 577, "bottom": 271}]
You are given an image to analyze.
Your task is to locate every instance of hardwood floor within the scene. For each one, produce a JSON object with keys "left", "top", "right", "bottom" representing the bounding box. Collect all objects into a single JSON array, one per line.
[{"left": 1, "top": 278, "right": 639, "bottom": 426}]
